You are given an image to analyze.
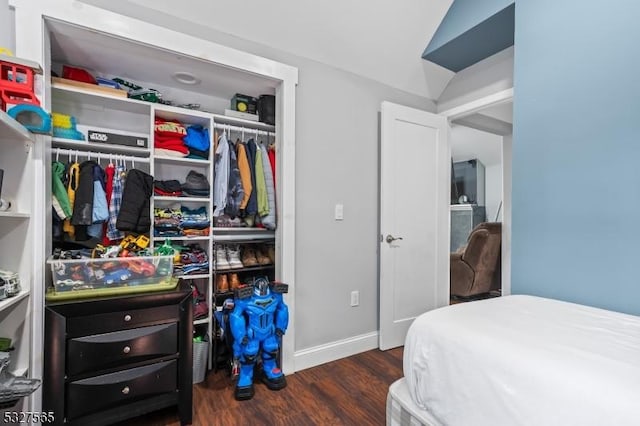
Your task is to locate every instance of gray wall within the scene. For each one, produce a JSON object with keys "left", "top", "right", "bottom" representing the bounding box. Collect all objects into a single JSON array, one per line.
[{"left": 80, "top": 1, "right": 435, "bottom": 351}]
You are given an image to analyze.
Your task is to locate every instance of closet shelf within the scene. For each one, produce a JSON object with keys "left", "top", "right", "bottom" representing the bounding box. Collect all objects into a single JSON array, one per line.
[
  {"left": 154, "top": 196, "right": 210, "bottom": 203},
  {"left": 52, "top": 137, "right": 151, "bottom": 156},
  {"left": 0, "top": 288, "right": 30, "bottom": 313},
  {"left": 212, "top": 229, "right": 275, "bottom": 242},
  {"left": 153, "top": 104, "right": 213, "bottom": 126},
  {"left": 153, "top": 236, "right": 210, "bottom": 242},
  {"left": 52, "top": 82, "right": 151, "bottom": 115},
  {"left": 212, "top": 113, "right": 276, "bottom": 132},
  {"left": 154, "top": 155, "right": 211, "bottom": 165},
  {"left": 0, "top": 109, "right": 35, "bottom": 145},
  {"left": 0, "top": 211, "right": 31, "bottom": 219},
  {"left": 176, "top": 274, "right": 210, "bottom": 280},
  {"left": 214, "top": 264, "right": 274, "bottom": 274}
]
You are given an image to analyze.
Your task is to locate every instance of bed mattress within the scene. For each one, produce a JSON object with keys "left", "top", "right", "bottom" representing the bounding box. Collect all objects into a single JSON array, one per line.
[
  {"left": 403, "top": 295, "right": 640, "bottom": 426},
  {"left": 387, "top": 378, "right": 435, "bottom": 426}
]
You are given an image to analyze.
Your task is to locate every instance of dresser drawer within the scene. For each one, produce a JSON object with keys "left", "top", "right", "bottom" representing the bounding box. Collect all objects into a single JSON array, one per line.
[
  {"left": 67, "top": 323, "right": 178, "bottom": 377},
  {"left": 67, "top": 304, "right": 179, "bottom": 336},
  {"left": 66, "top": 359, "right": 177, "bottom": 420}
]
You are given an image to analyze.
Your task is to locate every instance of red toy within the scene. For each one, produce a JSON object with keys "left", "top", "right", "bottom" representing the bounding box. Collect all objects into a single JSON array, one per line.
[{"left": 0, "top": 54, "right": 42, "bottom": 112}]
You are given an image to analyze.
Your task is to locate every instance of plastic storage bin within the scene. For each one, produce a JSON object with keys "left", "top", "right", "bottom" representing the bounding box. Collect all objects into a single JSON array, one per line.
[
  {"left": 46, "top": 255, "right": 177, "bottom": 301},
  {"left": 193, "top": 335, "right": 209, "bottom": 384}
]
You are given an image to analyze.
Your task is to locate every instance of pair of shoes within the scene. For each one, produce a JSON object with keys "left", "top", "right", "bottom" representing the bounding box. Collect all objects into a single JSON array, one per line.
[
  {"left": 216, "top": 273, "right": 240, "bottom": 293},
  {"left": 242, "top": 245, "right": 271, "bottom": 266},
  {"left": 215, "top": 245, "right": 244, "bottom": 270}
]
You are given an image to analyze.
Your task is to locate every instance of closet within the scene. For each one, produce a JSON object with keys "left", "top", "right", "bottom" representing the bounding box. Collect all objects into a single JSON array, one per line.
[{"left": 11, "top": 0, "right": 298, "bottom": 415}]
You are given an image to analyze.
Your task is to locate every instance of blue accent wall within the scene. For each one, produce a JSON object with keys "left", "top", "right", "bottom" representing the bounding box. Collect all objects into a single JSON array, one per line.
[
  {"left": 512, "top": 0, "right": 640, "bottom": 315},
  {"left": 424, "top": 0, "right": 514, "bottom": 72}
]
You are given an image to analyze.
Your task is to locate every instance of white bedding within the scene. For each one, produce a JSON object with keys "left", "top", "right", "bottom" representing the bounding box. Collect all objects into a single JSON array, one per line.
[{"left": 403, "top": 295, "right": 640, "bottom": 426}]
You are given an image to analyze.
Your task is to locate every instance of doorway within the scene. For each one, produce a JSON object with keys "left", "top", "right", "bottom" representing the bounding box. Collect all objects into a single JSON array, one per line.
[{"left": 447, "top": 98, "right": 513, "bottom": 301}]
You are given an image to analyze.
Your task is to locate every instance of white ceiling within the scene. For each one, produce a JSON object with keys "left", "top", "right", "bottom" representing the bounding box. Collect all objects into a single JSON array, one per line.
[
  {"left": 451, "top": 124, "right": 503, "bottom": 167},
  {"left": 479, "top": 102, "right": 513, "bottom": 123},
  {"left": 79, "top": 0, "right": 455, "bottom": 101}
]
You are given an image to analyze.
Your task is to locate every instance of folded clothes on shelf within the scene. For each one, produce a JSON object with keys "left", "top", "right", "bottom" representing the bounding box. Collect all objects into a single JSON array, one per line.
[
  {"left": 181, "top": 170, "right": 210, "bottom": 197},
  {"left": 154, "top": 180, "right": 183, "bottom": 197}
]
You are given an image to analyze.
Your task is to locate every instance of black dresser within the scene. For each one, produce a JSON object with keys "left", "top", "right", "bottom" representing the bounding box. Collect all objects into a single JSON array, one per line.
[{"left": 43, "top": 283, "right": 193, "bottom": 426}]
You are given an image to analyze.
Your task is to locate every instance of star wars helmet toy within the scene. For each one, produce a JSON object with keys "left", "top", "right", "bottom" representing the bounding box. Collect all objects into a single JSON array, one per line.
[{"left": 0, "top": 269, "right": 21, "bottom": 297}]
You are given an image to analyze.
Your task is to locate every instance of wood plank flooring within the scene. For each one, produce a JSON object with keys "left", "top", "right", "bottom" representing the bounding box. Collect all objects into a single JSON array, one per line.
[{"left": 123, "top": 347, "right": 403, "bottom": 426}]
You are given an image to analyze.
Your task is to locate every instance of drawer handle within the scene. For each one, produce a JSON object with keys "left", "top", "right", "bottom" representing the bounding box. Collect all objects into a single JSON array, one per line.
[
  {"left": 122, "top": 386, "right": 130, "bottom": 395},
  {"left": 124, "top": 314, "right": 132, "bottom": 322},
  {"left": 123, "top": 346, "right": 131, "bottom": 354}
]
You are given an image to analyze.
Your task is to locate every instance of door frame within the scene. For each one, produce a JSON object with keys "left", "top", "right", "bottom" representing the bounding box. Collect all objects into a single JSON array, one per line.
[{"left": 439, "top": 88, "right": 513, "bottom": 295}]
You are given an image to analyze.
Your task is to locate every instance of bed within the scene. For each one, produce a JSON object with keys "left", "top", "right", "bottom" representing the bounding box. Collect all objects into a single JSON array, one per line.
[{"left": 387, "top": 295, "right": 640, "bottom": 426}]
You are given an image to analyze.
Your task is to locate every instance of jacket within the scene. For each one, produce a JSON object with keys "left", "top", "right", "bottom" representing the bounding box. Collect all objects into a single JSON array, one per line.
[
  {"left": 245, "top": 138, "right": 258, "bottom": 215},
  {"left": 259, "top": 142, "right": 276, "bottom": 230},
  {"left": 225, "top": 139, "right": 244, "bottom": 218},
  {"left": 116, "top": 169, "right": 153, "bottom": 233},
  {"left": 72, "top": 161, "right": 97, "bottom": 240}
]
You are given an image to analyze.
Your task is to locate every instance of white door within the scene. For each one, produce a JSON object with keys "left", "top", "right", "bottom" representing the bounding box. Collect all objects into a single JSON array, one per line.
[{"left": 379, "top": 101, "right": 450, "bottom": 350}]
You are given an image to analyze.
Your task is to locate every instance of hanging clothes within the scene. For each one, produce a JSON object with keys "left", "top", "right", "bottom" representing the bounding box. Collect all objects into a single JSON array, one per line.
[
  {"left": 72, "top": 160, "right": 98, "bottom": 241},
  {"left": 245, "top": 138, "right": 258, "bottom": 216},
  {"left": 254, "top": 144, "right": 268, "bottom": 218},
  {"left": 268, "top": 144, "right": 276, "bottom": 190},
  {"left": 107, "top": 164, "right": 125, "bottom": 241},
  {"left": 63, "top": 162, "right": 79, "bottom": 239},
  {"left": 102, "top": 163, "right": 115, "bottom": 245},
  {"left": 87, "top": 163, "right": 109, "bottom": 239},
  {"left": 116, "top": 168, "right": 153, "bottom": 233},
  {"left": 225, "top": 138, "right": 244, "bottom": 219},
  {"left": 259, "top": 142, "right": 276, "bottom": 230},
  {"left": 52, "top": 161, "right": 72, "bottom": 219},
  {"left": 236, "top": 141, "right": 253, "bottom": 211},
  {"left": 213, "top": 132, "right": 230, "bottom": 217}
]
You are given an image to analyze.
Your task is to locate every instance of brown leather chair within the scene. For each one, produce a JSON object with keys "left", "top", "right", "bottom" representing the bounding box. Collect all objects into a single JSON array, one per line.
[{"left": 450, "top": 222, "right": 502, "bottom": 298}]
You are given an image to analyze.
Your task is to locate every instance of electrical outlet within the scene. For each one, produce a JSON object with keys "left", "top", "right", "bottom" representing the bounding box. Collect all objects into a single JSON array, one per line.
[
  {"left": 350, "top": 290, "right": 359, "bottom": 307},
  {"left": 335, "top": 203, "right": 344, "bottom": 220}
]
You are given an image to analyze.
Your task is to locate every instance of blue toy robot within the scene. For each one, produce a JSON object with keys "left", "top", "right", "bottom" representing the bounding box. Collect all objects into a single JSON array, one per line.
[{"left": 229, "top": 278, "right": 289, "bottom": 400}]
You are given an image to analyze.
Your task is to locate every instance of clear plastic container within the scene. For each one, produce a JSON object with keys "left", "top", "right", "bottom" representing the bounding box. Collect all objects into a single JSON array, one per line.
[{"left": 47, "top": 255, "right": 174, "bottom": 295}]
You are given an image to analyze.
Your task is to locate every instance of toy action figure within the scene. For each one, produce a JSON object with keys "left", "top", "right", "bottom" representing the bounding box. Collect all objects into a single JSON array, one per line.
[{"left": 229, "top": 278, "right": 289, "bottom": 400}]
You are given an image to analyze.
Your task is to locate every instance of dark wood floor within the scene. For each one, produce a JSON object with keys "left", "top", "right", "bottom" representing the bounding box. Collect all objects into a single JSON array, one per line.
[{"left": 124, "top": 347, "right": 403, "bottom": 426}]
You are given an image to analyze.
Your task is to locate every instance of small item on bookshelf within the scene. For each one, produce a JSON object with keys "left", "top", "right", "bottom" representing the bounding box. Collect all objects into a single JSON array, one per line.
[
  {"left": 76, "top": 125, "right": 149, "bottom": 148},
  {"left": 231, "top": 93, "right": 257, "bottom": 114}
]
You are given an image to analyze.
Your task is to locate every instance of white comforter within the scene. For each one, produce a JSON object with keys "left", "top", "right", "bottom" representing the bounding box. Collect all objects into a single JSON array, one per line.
[{"left": 404, "top": 295, "right": 640, "bottom": 426}]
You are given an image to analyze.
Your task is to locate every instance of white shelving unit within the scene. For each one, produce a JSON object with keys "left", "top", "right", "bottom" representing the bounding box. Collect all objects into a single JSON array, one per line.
[{"left": 0, "top": 108, "right": 38, "bottom": 410}]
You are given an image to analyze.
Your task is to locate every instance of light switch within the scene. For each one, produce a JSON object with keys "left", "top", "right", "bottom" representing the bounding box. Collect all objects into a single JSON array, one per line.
[{"left": 335, "top": 204, "right": 344, "bottom": 220}]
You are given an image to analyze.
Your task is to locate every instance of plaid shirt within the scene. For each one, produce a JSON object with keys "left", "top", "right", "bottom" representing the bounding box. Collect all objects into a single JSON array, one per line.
[{"left": 106, "top": 165, "right": 125, "bottom": 240}]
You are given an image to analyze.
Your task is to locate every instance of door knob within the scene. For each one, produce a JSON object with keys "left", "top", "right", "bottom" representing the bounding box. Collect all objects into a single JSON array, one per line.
[{"left": 386, "top": 235, "right": 403, "bottom": 243}]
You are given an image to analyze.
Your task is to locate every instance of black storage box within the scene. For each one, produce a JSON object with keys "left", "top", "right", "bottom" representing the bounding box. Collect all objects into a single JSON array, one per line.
[{"left": 258, "top": 95, "right": 275, "bottom": 125}]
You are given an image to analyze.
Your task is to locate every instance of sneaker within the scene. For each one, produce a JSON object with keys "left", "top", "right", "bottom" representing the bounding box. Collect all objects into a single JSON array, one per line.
[
  {"left": 215, "top": 245, "right": 231, "bottom": 270},
  {"left": 216, "top": 274, "right": 229, "bottom": 292},
  {"left": 229, "top": 273, "right": 241, "bottom": 290},
  {"left": 241, "top": 246, "right": 259, "bottom": 267},
  {"left": 227, "top": 245, "right": 244, "bottom": 269}
]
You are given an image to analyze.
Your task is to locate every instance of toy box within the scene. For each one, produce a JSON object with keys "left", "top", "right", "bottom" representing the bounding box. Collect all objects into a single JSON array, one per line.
[{"left": 46, "top": 255, "right": 176, "bottom": 301}]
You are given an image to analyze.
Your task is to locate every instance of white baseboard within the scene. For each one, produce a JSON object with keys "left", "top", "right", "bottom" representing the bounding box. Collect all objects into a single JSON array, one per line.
[{"left": 293, "top": 331, "right": 379, "bottom": 372}]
